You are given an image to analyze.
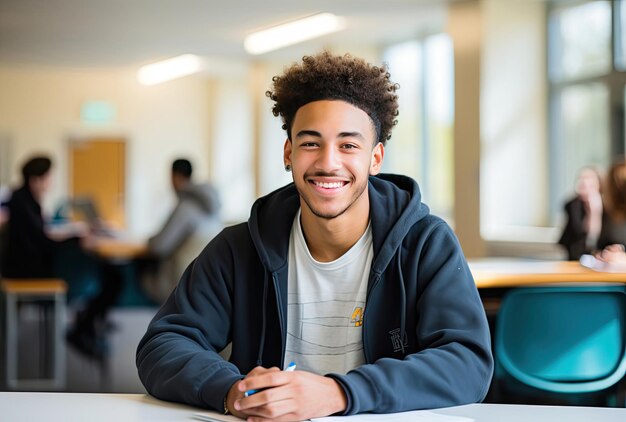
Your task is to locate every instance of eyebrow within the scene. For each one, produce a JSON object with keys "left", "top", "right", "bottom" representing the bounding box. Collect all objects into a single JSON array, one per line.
[{"left": 295, "top": 130, "right": 365, "bottom": 140}]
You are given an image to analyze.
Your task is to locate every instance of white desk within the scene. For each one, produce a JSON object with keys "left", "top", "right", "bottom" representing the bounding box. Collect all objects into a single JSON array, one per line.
[{"left": 1, "top": 393, "right": 625, "bottom": 421}]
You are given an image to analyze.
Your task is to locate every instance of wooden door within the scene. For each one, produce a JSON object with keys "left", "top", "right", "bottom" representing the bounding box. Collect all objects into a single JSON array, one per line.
[{"left": 69, "top": 138, "right": 126, "bottom": 228}]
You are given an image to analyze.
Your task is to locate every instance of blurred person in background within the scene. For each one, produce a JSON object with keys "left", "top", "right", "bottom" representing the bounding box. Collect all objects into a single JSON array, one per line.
[
  {"left": 558, "top": 166, "right": 603, "bottom": 260},
  {"left": 139, "top": 158, "right": 221, "bottom": 303},
  {"left": 0, "top": 185, "right": 10, "bottom": 274},
  {"left": 69, "top": 158, "right": 221, "bottom": 357},
  {"left": 581, "top": 159, "right": 626, "bottom": 271},
  {"left": 597, "top": 159, "right": 626, "bottom": 250},
  {"left": 2, "top": 155, "right": 121, "bottom": 360},
  {"left": 1, "top": 155, "right": 84, "bottom": 277}
]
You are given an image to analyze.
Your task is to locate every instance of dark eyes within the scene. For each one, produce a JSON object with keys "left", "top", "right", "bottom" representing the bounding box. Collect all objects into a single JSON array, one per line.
[{"left": 299, "top": 142, "right": 359, "bottom": 149}]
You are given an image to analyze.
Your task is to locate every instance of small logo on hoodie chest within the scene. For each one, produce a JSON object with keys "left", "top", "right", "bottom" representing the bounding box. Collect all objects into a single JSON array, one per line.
[{"left": 389, "top": 328, "right": 408, "bottom": 352}]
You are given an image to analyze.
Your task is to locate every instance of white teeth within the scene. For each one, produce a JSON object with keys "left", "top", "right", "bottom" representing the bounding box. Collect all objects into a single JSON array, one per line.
[{"left": 314, "top": 181, "right": 344, "bottom": 189}]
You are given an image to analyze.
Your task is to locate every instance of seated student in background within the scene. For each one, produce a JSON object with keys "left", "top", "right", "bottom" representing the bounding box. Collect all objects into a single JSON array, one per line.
[
  {"left": 2, "top": 156, "right": 120, "bottom": 360},
  {"left": 0, "top": 203, "right": 6, "bottom": 273},
  {"left": 70, "top": 159, "right": 220, "bottom": 357},
  {"left": 137, "top": 51, "right": 493, "bottom": 420},
  {"left": 2, "top": 156, "right": 85, "bottom": 277},
  {"left": 140, "top": 158, "right": 221, "bottom": 303},
  {"left": 558, "top": 166, "right": 603, "bottom": 260},
  {"left": 597, "top": 159, "right": 626, "bottom": 251}
]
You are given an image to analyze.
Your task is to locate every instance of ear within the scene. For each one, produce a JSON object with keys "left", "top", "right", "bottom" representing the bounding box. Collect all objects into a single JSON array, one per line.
[
  {"left": 283, "top": 138, "right": 292, "bottom": 168},
  {"left": 369, "top": 142, "right": 384, "bottom": 175}
]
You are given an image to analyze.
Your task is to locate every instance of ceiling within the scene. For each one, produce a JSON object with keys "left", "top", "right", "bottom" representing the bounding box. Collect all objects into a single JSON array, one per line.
[{"left": 0, "top": 0, "right": 448, "bottom": 68}]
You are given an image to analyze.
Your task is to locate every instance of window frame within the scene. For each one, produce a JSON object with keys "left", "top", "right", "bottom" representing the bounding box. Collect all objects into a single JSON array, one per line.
[{"left": 547, "top": 0, "right": 626, "bottom": 222}]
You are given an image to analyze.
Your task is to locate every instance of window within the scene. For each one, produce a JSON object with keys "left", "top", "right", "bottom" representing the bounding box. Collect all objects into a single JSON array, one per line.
[
  {"left": 556, "top": 83, "right": 610, "bottom": 198},
  {"left": 548, "top": 1, "right": 611, "bottom": 82},
  {"left": 548, "top": 0, "right": 625, "bottom": 223},
  {"left": 383, "top": 34, "right": 454, "bottom": 221},
  {"left": 614, "top": 0, "right": 626, "bottom": 70}
]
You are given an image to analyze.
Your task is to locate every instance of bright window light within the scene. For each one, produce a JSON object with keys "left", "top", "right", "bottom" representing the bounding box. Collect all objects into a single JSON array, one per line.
[
  {"left": 137, "top": 54, "right": 203, "bottom": 86},
  {"left": 244, "top": 13, "right": 346, "bottom": 55}
]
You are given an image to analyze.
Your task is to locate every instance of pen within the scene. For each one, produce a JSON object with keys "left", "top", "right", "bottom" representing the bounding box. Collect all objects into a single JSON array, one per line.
[{"left": 244, "top": 361, "right": 297, "bottom": 397}]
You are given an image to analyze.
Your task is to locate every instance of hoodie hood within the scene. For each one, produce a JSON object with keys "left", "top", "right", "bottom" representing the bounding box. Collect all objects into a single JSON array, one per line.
[
  {"left": 178, "top": 182, "right": 220, "bottom": 214},
  {"left": 368, "top": 173, "right": 429, "bottom": 274},
  {"left": 247, "top": 173, "right": 430, "bottom": 274}
]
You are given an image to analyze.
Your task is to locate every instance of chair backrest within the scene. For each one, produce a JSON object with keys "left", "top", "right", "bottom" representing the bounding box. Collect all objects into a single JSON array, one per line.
[{"left": 496, "top": 285, "right": 626, "bottom": 394}]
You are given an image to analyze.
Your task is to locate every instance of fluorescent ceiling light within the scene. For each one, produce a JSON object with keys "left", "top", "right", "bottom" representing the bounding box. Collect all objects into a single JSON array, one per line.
[
  {"left": 244, "top": 13, "right": 346, "bottom": 55},
  {"left": 137, "top": 54, "right": 203, "bottom": 86}
]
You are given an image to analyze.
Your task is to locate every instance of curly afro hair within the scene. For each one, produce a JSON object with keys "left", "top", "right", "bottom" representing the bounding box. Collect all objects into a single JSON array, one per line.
[{"left": 266, "top": 51, "right": 399, "bottom": 145}]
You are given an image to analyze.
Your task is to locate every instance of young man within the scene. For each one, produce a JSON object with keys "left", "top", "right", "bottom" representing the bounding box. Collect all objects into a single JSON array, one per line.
[{"left": 137, "top": 52, "right": 493, "bottom": 421}]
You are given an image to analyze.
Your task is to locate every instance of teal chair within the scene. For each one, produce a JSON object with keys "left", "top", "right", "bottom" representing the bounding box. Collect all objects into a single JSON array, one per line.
[{"left": 495, "top": 286, "right": 626, "bottom": 405}]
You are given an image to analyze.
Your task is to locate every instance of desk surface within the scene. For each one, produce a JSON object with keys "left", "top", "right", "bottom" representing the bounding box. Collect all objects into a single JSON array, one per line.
[
  {"left": 88, "top": 237, "right": 147, "bottom": 260},
  {"left": 469, "top": 259, "right": 626, "bottom": 288},
  {"left": 0, "top": 393, "right": 625, "bottom": 422}
]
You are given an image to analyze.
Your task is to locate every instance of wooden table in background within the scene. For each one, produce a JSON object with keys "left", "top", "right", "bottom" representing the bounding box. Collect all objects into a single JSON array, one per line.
[
  {"left": 468, "top": 259, "right": 626, "bottom": 315},
  {"left": 469, "top": 260, "right": 626, "bottom": 289},
  {"left": 89, "top": 237, "right": 147, "bottom": 261}
]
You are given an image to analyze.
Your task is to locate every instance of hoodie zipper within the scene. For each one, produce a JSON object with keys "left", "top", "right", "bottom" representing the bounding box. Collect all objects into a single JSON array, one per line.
[
  {"left": 362, "top": 272, "right": 382, "bottom": 364},
  {"left": 271, "top": 272, "right": 287, "bottom": 366}
]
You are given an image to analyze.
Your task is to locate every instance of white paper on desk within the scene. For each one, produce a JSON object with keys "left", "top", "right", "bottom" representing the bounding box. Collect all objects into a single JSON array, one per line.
[
  {"left": 579, "top": 254, "right": 626, "bottom": 273},
  {"left": 193, "top": 412, "right": 245, "bottom": 422},
  {"left": 194, "top": 409, "right": 472, "bottom": 422},
  {"left": 312, "top": 410, "right": 473, "bottom": 422}
]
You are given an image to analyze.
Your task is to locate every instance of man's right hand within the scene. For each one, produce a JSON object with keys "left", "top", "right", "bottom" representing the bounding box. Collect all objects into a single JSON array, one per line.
[
  {"left": 231, "top": 366, "right": 347, "bottom": 422},
  {"left": 226, "top": 367, "right": 282, "bottom": 419}
]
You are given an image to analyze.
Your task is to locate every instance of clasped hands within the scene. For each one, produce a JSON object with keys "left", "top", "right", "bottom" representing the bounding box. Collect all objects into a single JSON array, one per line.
[{"left": 226, "top": 366, "right": 347, "bottom": 422}]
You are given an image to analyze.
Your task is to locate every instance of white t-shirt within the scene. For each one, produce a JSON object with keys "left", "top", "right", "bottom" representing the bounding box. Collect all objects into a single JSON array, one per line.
[{"left": 284, "top": 209, "right": 373, "bottom": 375}]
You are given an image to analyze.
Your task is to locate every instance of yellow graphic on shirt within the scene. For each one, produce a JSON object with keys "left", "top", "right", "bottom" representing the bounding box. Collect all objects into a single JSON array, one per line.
[{"left": 350, "top": 307, "right": 364, "bottom": 327}]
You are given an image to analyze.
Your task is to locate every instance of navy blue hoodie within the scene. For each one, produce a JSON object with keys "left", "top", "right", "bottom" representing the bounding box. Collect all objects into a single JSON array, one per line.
[{"left": 136, "top": 174, "right": 493, "bottom": 414}]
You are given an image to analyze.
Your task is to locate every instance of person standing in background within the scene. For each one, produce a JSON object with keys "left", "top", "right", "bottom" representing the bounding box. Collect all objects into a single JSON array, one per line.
[{"left": 558, "top": 166, "right": 603, "bottom": 260}]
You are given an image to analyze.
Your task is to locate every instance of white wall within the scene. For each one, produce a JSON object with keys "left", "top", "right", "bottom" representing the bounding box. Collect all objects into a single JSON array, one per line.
[
  {"left": 208, "top": 75, "right": 256, "bottom": 223},
  {"left": 481, "top": 0, "right": 552, "bottom": 241},
  {"left": 480, "top": 0, "right": 550, "bottom": 240},
  {"left": 0, "top": 65, "right": 212, "bottom": 237}
]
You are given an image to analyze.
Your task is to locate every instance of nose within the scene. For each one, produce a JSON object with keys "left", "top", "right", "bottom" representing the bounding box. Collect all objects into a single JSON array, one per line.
[{"left": 315, "top": 145, "right": 341, "bottom": 172}]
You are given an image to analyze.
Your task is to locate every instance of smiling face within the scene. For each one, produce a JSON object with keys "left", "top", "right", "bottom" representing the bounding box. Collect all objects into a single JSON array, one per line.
[{"left": 284, "top": 100, "right": 384, "bottom": 223}]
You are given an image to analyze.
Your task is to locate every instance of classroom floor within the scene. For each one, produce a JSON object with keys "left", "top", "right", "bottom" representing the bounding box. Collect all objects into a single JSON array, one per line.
[
  {"left": 3, "top": 306, "right": 157, "bottom": 393},
  {"left": 66, "top": 307, "right": 157, "bottom": 393}
]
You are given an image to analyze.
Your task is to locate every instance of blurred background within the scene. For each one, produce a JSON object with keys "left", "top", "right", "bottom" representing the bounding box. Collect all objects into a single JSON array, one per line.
[{"left": 0, "top": 0, "right": 624, "bottom": 398}]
